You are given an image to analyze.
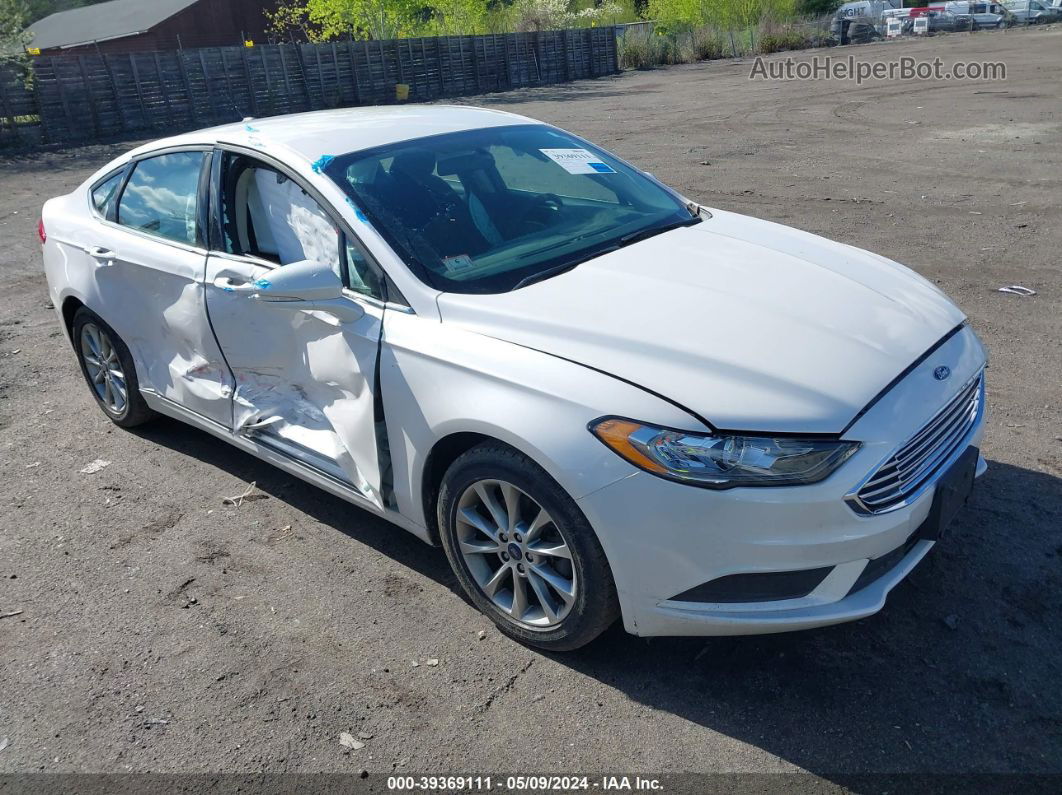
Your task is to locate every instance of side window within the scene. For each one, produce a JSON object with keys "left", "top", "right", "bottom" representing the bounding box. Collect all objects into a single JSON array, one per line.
[
  {"left": 91, "top": 171, "right": 124, "bottom": 219},
  {"left": 117, "top": 152, "right": 204, "bottom": 245},
  {"left": 343, "top": 233, "right": 384, "bottom": 300},
  {"left": 221, "top": 154, "right": 341, "bottom": 279}
]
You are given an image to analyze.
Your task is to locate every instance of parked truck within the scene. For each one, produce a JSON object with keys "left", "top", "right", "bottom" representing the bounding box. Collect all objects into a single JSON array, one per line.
[{"left": 832, "top": 0, "right": 903, "bottom": 42}]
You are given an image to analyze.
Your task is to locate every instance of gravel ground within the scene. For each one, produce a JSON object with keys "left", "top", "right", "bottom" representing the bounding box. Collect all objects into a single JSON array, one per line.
[{"left": 0, "top": 27, "right": 1060, "bottom": 784}]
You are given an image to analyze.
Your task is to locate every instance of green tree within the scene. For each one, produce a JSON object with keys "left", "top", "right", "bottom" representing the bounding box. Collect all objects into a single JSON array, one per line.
[
  {"left": 2, "top": 0, "right": 32, "bottom": 65},
  {"left": 268, "top": 0, "right": 423, "bottom": 41},
  {"left": 429, "top": 0, "right": 489, "bottom": 34},
  {"left": 646, "top": 0, "right": 714, "bottom": 30},
  {"left": 794, "top": 0, "right": 840, "bottom": 15},
  {"left": 268, "top": 0, "right": 636, "bottom": 39},
  {"left": 649, "top": 0, "right": 798, "bottom": 32}
]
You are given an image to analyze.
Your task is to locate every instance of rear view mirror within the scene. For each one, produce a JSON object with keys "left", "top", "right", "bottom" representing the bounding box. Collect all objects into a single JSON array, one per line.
[{"left": 254, "top": 260, "right": 363, "bottom": 323}]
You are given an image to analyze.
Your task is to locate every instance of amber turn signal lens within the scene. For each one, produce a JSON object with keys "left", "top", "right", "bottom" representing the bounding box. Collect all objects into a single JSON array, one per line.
[{"left": 591, "top": 419, "right": 670, "bottom": 475}]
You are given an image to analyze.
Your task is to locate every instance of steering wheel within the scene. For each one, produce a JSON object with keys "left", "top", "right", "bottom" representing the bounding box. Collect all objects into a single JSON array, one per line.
[{"left": 516, "top": 193, "right": 565, "bottom": 230}]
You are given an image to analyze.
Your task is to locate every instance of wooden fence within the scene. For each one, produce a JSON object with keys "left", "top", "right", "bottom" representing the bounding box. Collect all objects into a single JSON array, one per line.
[{"left": 0, "top": 27, "right": 619, "bottom": 149}]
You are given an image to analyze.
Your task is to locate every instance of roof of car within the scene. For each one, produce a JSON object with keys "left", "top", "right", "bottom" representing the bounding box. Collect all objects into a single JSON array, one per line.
[{"left": 130, "top": 105, "right": 536, "bottom": 166}]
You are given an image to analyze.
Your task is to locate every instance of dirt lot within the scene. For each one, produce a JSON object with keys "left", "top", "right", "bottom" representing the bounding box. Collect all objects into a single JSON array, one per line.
[{"left": 1, "top": 26, "right": 1060, "bottom": 785}]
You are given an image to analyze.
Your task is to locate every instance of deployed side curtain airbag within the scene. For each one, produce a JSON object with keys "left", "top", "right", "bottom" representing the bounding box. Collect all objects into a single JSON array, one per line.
[{"left": 252, "top": 169, "right": 338, "bottom": 267}]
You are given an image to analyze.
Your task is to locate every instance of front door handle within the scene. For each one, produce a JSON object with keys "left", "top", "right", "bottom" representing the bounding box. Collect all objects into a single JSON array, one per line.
[{"left": 213, "top": 275, "right": 257, "bottom": 293}]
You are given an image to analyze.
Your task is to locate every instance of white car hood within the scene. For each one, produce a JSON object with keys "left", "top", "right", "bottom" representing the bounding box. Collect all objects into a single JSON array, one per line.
[{"left": 436, "top": 209, "right": 965, "bottom": 434}]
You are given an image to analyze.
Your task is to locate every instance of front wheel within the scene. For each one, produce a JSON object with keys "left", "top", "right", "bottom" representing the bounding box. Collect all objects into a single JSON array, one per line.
[{"left": 438, "top": 443, "right": 619, "bottom": 651}]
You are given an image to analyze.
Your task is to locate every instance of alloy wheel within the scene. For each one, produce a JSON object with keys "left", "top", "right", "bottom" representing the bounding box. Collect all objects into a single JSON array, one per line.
[
  {"left": 80, "top": 322, "right": 128, "bottom": 416},
  {"left": 455, "top": 479, "right": 577, "bottom": 629}
]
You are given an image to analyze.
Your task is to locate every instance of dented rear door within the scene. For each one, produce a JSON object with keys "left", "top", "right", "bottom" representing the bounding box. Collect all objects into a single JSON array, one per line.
[{"left": 100, "top": 148, "right": 234, "bottom": 425}]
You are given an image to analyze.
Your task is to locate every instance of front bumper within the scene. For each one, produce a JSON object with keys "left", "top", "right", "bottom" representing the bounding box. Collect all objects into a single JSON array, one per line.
[{"left": 576, "top": 325, "right": 988, "bottom": 638}]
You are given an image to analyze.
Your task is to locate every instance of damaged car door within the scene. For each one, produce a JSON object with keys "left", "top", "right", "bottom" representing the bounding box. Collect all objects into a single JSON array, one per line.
[
  {"left": 92, "top": 149, "right": 235, "bottom": 422},
  {"left": 204, "top": 149, "right": 388, "bottom": 507}
]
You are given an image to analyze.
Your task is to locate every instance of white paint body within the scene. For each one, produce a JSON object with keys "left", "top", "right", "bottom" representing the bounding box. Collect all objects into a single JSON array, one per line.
[{"left": 40, "top": 106, "right": 987, "bottom": 637}]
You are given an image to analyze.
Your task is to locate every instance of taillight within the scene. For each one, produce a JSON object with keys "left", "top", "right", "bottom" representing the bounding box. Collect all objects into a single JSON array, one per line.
[{"left": 37, "top": 218, "right": 46, "bottom": 244}]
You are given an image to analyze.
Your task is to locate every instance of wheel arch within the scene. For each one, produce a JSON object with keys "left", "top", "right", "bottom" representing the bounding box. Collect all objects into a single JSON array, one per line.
[
  {"left": 420, "top": 430, "right": 574, "bottom": 546},
  {"left": 420, "top": 431, "right": 491, "bottom": 544},
  {"left": 60, "top": 295, "right": 85, "bottom": 345}
]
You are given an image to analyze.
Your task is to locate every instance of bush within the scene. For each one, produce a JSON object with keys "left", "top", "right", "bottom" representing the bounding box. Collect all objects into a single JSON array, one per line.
[
  {"left": 618, "top": 30, "right": 682, "bottom": 68},
  {"left": 757, "top": 29, "right": 811, "bottom": 52},
  {"left": 692, "top": 27, "right": 726, "bottom": 59},
  {"left": 618, "top": 36, "right": 653, "bottom": 68},
  {"left": 619, "top": 16, "right": 830, "bottom": 70}
]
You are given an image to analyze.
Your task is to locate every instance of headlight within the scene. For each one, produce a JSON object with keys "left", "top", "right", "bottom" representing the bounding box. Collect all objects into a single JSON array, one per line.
[{"left": 590, "top": 418, "right": 860, "bottom": 488}]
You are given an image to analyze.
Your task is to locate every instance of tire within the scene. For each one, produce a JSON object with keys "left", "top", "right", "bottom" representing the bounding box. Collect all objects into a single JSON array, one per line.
[
  {"left": 438, "top": 442, "right": 620, "bottom": 651},
  {"left": 72, "top": 307, "right": 156, "bottom": 428}
]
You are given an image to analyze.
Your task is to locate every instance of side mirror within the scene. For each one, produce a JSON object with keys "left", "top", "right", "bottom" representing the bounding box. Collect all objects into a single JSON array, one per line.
[
  {"left": 253, "top": 259, "right": 363, "bottom": 323},
  {"left": 255, "top": 259, "right": 343, "bottom": 301}
]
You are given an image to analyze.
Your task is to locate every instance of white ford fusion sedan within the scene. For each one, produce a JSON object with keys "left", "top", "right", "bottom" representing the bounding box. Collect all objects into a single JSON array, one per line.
[{"left": 41, "top": 106, "right": 987, "bottom": 650}]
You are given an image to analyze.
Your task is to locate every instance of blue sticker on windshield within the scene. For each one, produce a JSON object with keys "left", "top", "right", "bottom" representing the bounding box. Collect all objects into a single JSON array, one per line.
[{"left": 589, "top": 161, "right": 616, "bottom": 173}]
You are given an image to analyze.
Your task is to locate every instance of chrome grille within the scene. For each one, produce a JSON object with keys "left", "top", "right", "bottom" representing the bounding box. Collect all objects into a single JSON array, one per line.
[{"left": 850, "top": 372, "right": 983, "bottom": 514}]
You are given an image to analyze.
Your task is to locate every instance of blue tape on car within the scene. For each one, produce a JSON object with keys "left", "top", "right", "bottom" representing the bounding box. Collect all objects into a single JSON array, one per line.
[
  {"left": 311, "top": 155, "right": 335, "bottom": 174},
  {"left": 254, "top": 278, "right": 272, "bottom": 290},
  {"left": 344, "top": 197, "right": 371, "bottom": 225}
]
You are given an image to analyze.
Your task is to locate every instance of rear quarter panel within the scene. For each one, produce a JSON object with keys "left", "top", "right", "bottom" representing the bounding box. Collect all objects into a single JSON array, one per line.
[{"left": 42, "top": 188, "right": 100, "bottom": 342}]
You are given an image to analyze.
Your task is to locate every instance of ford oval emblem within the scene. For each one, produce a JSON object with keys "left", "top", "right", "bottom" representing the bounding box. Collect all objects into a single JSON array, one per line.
[{"left": 933, "top": 365, "right": 951, "bottom": 381}]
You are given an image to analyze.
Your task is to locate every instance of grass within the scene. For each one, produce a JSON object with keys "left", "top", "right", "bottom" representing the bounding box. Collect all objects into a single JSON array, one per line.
[{"left": 618, "top": 18, "right": 832, "bottom": 69}]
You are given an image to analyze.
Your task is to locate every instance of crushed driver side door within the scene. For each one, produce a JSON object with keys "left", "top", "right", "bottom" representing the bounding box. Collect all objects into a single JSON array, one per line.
[{"left": 203, "top": 148, "right": 388, "bottom": 507}]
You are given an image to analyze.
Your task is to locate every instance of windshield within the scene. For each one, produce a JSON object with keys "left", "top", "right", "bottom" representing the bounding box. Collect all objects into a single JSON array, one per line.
[{"left": 322, "top": 124, "right": 696, "bottom": 293}]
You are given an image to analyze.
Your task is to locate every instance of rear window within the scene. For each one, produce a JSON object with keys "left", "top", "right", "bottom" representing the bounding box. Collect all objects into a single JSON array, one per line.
[
  {"left": 91, "top": 171, "right": 124, "bottom": 218},
  {"left": 117, "top": 151, "right": 205, "bottom": 246}
]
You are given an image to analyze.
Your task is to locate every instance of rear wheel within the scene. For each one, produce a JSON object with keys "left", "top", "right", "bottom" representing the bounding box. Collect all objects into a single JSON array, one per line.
[
  {"left": 438, "top": 443, "right": 619, "bottom": 651},
  {"left": 72, "top": 307, "right": 156, "bottom": 428}
]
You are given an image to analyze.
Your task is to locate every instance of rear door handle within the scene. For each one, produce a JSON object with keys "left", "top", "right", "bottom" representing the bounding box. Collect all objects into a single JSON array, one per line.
[{"left": 86, "top": 246, "right": 116, "bottom": 260}]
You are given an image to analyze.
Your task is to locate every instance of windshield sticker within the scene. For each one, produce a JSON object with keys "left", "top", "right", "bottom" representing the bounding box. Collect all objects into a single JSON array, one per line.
[
  {"left": 442, "top": 254, "right": 474, "bottom": 273},
  {"left": 540, "top": 148, "right": 616, "bottom": 175}
]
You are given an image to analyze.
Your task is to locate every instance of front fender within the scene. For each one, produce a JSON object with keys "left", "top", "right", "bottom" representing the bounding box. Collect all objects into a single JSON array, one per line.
[{"left": 380, "top": 310, "right": 708, "bottom": 531}]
